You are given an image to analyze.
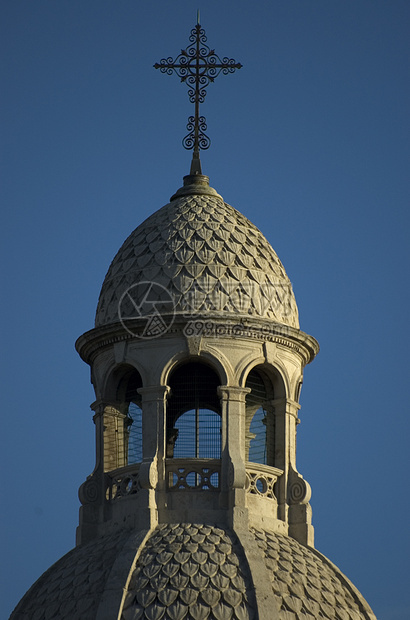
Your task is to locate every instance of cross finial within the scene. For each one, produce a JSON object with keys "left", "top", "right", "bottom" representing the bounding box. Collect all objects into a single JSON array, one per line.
[{"left": 154, "top": 20, "right": 242, "bottom": 175}]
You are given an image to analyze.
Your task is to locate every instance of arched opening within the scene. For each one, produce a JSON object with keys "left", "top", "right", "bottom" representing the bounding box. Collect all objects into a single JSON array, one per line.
[
  {"left": 167, "top": 362, "right": 221, "bottom": 459},
  {"left": 245, "top": 367, "right": 275, "bottom": 466},
  {"left": 116, "top": 368, "right": 143, "bottom": 465},
  {"left": 103, "top": 365, "right": 143, "bottom": 470}
]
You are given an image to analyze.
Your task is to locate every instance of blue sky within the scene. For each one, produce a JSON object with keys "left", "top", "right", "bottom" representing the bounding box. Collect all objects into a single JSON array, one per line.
[{"left": 1, "top": 1, "right": 409, "bottom": 618}]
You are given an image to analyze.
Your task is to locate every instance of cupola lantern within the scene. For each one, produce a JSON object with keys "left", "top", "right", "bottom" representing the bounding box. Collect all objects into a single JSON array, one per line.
[
  {"left": 10, "top": 19, "right": 377, "bottom": 620},
  {"left": 75, "top": 169, "right": 319, "bottom": 548}
]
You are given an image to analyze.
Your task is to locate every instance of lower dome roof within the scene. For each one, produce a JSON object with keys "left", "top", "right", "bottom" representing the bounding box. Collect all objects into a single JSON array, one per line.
[{"left": 11, "top": 524, "right": 376, "bottom": 620}]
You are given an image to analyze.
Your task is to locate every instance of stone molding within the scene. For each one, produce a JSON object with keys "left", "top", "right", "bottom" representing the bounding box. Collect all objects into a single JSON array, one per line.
[{"left": 75, "top": 315, "right": 319, "bottom": 367}]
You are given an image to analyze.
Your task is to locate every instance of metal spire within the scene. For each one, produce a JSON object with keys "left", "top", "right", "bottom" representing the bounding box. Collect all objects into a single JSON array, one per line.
[{"left": 154, "top": 19, "right": 242, "bottom": 175}]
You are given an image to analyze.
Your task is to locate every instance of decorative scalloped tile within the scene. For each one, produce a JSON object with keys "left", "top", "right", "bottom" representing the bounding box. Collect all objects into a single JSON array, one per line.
[
  {"left": 10, "top": 530, "right": 130, "bottom": 620},
  {"left": 251, "top": 529, "right": 377, "bottom": 620},
  {"left": 121, "top": 524, "right": 256, "bottom": 620},
  {"left": 95, "top": 194, "right": 299, "bottom": 328}
]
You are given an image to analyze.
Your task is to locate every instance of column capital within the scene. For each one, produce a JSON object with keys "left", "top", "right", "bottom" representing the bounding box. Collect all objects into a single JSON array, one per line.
[
  {"left": 90, "top": 400, "right": 125, "bottom": 417},
  {"left": 270, "top": 398, "right": 301, "bottom": 418},
  {"left": 218, "top": 385, "right": 251, "bottom": 402},
  {"left": 138, "top": 385, "right": 171, "bottom": 402}
]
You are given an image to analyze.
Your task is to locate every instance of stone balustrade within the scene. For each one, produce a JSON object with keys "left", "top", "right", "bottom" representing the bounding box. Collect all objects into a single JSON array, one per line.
[
  {"left": 245, "top": 462, "right": 283, "bottom": 501},
  {"left": 166, "top": 458, "right": 221, "bottom": 491},
  {"left": 104, "top": 460, "right": 283, "bottom": 504},
  {"left": 106, "top": 464, "right": 141, "bottom": 501}
]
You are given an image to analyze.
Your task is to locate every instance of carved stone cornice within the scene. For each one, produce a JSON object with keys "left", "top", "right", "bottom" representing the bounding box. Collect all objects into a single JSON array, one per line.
[{"left": 76, "top": 315, "right": 319, "bottom": 367}]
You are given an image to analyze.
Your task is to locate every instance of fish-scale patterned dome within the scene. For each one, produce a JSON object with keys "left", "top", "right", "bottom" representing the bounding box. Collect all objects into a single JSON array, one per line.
[
  {"left": 252, "top": 529, "right": 376, "bottom": 620},
  {"left": 121, "top": 524, "right": 256, "bottom": 619},
  {"left": 10, "top": 529, "right": 131, "bottom": 620},
  {"left": 10, "top": 524, "right": 376, "bottom": 620},
  {"left": 95, "top": 175, "right": 299, "bottom": 329}
]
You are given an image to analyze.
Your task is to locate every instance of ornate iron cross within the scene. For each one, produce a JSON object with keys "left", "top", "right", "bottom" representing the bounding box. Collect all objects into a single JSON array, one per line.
[{"left": 154, "top": 18, "right": 242, "bottom": 174}]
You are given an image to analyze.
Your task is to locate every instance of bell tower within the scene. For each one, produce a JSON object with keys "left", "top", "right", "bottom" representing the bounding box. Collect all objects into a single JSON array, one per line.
[
  {"left": 75, "top": 17, "right": 319, "bottom": 550},
  {"left": 11, "top": 19, "right": 378, "bottom": 620},
  {"left": 75, "top": 166, "right": 319, "bottom": 548}
]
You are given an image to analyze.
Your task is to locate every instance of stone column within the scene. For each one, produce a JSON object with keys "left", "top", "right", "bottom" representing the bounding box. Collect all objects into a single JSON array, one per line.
[
  {"left": 91, "top": 399, "right": 105, "bottom": 476},
  {"left": 102, "top": 402, "right": 129, "bottom": 472},
  {"left": 77, "top": 399, "right": 127, "bottom": 545},
  {"left": 244, "top": 403, "right": 258, "bottom": 461},
  {"left": 286, "top": 399, "right": 314, "bottom": 546},
  {"left": 285, "top": 399, "right": 301, "bottom": 471},
  {"left": 218, "top": 386, "right": 250, "bottom": 529},
  {"left": 271, "top": 397, "right": 300, "bottom": 523},
  {"left": 137, "top": 385, "right": 170, "bottom": 495},
  {"left": 274, "top": 397, "right": 314, "bottom": 547},
  {"left": 271, "top": 397, "right": 287, "bottom": 522},
  {"left": 89, "top": 400, "right": 129, "bottom": 473}
]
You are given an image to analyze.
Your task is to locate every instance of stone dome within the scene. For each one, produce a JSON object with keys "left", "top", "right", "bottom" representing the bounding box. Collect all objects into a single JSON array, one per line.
[
  {"left": 10, "top": 523, "right": 376, "bottom": 620},
  {"left": 95, "top": 175, "right": 299, "bottom": 329}
]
